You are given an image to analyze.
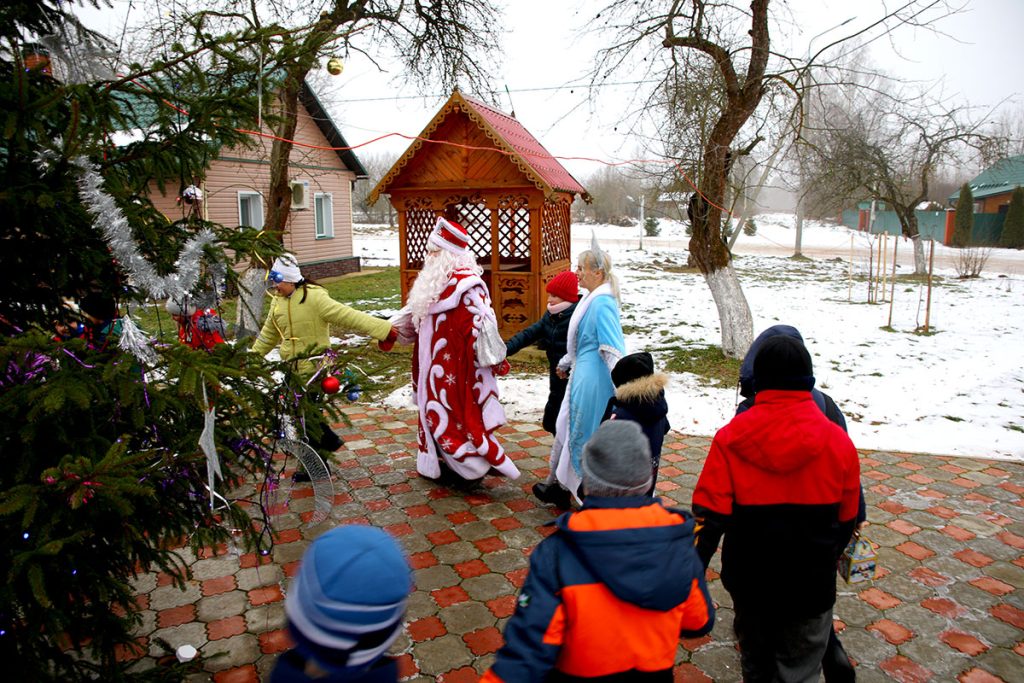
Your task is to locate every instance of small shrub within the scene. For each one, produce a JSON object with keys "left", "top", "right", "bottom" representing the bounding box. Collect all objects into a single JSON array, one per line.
[
  {"left": 644, "top": 216, "right": 661, "bottom": 237},
  {"left": 743, "top": 218, "right": 757, "bottom": 236},
  {"left": 953, "top": 245, "right": 991, "bottom": 279}
]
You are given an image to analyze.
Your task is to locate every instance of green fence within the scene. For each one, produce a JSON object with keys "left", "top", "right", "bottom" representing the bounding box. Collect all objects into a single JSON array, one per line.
[
  {"left": 972, "top": 214, "right": 1005, "bottom": 245},
  {"left": 861, "top": 210, "right": 948, "bottom": 240}
]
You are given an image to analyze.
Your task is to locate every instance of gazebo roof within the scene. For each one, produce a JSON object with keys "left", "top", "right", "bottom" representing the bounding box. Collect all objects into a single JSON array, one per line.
[{"left": 369, "top": 90, "right": 590, "bottom": 204}]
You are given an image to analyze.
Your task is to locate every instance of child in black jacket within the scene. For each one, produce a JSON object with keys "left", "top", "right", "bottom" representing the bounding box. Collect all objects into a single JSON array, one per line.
[
  {"left": 602, "top": 351, "right": 670, "bottom": 496},
  {"left": 505, "top": 271, "right": 579, "bottom": 435}
]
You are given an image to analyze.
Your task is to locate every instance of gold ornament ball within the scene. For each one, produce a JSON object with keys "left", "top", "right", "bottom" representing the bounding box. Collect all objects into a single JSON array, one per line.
[{"left": 327, "top": 58, "right": 344, "bottom": 76}]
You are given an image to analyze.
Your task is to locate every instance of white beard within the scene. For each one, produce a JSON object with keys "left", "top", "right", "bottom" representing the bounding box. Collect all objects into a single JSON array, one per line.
[{"left": 407, "top": 249, "right": 481, "bottom": 329}]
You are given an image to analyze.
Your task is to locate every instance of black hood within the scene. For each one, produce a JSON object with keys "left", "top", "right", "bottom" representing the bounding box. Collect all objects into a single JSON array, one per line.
[{"left": 739, "top": 324, "right": 804, "bottom": 398}]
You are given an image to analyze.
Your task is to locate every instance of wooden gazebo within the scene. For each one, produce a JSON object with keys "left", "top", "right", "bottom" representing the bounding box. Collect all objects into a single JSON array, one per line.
[{"left": 368, "top": 91, "right": 590, "bottom": 336}]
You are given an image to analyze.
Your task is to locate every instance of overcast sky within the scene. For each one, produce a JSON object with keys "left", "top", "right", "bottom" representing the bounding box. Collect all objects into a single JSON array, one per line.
[{"left": 77, "top": 0, "right": 1023, "bottom": 178}]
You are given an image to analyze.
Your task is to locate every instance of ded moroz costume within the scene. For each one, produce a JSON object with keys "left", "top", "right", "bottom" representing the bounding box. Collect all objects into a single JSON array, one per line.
[{"left": 390, "top": 217, "right": 518, "bottom": 482}]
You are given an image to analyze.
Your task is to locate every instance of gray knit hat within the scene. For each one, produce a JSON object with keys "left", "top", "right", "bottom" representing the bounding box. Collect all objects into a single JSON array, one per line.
[{"left": 581, "top": 421, "right": 653, "bottom": 497}]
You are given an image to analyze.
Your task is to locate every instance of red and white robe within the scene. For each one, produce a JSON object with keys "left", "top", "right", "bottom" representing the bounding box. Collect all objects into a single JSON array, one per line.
[{"left": 396, "top": 269, "right": 519, "bottom": 481}]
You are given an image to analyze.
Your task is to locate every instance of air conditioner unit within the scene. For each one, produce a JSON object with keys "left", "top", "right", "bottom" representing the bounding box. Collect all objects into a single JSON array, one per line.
[{"left": 290, "top": 180, "right": 311, "bottom": 210}]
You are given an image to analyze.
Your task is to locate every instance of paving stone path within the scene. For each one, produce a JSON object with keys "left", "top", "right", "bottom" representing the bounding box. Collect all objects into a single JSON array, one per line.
[{"left": 124, "top": 404, "right": 1023, "bottom": 682}]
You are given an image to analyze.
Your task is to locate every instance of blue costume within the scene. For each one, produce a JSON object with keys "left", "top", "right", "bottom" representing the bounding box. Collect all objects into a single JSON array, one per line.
[{"left": 550, "top": 283, "right": 625, "bottom": 499}]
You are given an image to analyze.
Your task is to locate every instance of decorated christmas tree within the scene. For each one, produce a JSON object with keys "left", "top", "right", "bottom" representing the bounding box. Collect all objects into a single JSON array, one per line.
[{"left": 0, "top": 3, "right": 325, "bottom": 679}]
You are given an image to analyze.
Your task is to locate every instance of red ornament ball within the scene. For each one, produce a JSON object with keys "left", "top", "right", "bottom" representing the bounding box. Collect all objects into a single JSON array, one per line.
[{"left": 321, "top": 376, "right": 341, "bottom": 394}]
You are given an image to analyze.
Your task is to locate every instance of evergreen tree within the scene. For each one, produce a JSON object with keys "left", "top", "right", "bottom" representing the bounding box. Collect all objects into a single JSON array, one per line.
[
  {"left": 999, "top": 186, "right": 1024, "bottom": 249},
  {"left": 0, "top": 5, "right": 328, "bottom": 680},
  {"left": 953, "top": 183, "right": 974, "bottom": 247}
]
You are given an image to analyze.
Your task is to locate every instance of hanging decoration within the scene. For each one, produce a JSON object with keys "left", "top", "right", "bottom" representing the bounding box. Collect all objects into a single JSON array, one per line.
[
  {"left": 118, "top": 314, "right": 158, "bottom": 365},
  {"left": 321, "top": 375, "right": 341, "bottom": 394},
  {"left": 198, "top": 384, "right": 223, "bottom": 510},
  {"left": 326, "top": 57, "right": 344, "bottom": 76},
  {"left": 179, "top": 185, "right": 203, "bottom": 205},
  {"left": 36, "top": 147, "right": 220, "bottom": 302},
  {"left": 280, "top": 415, "right": 334, "bottom": 526}
]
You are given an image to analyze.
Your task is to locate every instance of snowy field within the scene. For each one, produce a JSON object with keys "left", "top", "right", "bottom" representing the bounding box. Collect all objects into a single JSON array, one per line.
[{"left": 355, "top": 216, "right": 1024, "bottom": 462}]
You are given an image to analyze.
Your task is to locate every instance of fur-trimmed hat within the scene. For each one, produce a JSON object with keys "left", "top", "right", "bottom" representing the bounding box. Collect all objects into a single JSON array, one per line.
[
  {"left": 284, "top": 525, "right": 411, "bottom": 673},
  {"left": 545, "top": 271, "right": 579, "bottom": 303},
  {"left": 612, "top": 351, "right": 654, "bottom": 387},
  {"left": 427, "top": 217, "right": 469, "bottom": 254},
  {"left": 270, "top": 253, "right": 303, "bottom": 284},
  {"left": 581, "top": 421, "right": 653, "bottom": 497},
  {"left": 753, "top": 334, "right": 815, "bottom": 392}
]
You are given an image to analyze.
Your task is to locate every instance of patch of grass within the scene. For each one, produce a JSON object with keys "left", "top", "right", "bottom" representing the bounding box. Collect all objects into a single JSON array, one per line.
[
  {"left": 506, "top": 346, "right": 550, "bottom": 374},
  {"left": 662, "top": 344, "right": 741, "bottom": 387},
  {"left": 1007, "top": 423, "right": 1024, "bottom": 433},
  {"left": 942, "top": 415, "right": 964, "bottom": 422},
  {"left": 323, "top": 267, "right": 402, "bottom": 310}
]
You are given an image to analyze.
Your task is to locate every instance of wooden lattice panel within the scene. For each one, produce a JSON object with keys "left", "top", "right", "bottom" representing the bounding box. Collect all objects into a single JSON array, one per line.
[
  {"left": 446, "top": 198, "right": 491, "bottom": 260},
  {"left": 498, "top": 194, "right": 531, "bottom": 258},
  {"left": 542, "top": 200, "right": 571, "bottom": 265},
  {"left": 405, "top": 205, "right": 435, "bottom": 270}
]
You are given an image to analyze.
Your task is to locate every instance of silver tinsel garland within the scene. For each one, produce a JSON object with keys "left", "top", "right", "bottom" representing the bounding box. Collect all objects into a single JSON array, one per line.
[{"left": 70, "top": 155, "right": 217, "bottom": 301}]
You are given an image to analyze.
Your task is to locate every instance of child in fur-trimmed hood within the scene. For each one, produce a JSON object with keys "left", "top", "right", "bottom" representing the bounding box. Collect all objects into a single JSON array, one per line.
[{"left": 601, "top": 351, "right": 670, "bottom": 496}]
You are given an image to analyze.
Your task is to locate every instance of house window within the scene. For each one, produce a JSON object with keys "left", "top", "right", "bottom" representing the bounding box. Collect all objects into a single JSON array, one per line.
[
  {"left": 238, "top": 191, "right": 264, "bottom": 228},
  {"left": 315, "top": 193, "right": 334, "bottom": 239}
]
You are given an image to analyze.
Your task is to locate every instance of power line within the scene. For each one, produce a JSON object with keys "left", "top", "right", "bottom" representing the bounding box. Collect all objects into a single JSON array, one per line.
[{"left": 338, "top": 79, "right": 660, "bottom": 104}]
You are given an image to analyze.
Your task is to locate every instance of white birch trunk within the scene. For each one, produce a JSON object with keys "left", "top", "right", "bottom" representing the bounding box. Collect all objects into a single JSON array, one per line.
[
  {"left": 911, "top": 235, "right": 927, "bottom": 275},
  {"left": 705, "top": 264, "right": 754, "bottom": 358},
  {"left": 235, "top": 268, "right": 267, "bottom": 341}
]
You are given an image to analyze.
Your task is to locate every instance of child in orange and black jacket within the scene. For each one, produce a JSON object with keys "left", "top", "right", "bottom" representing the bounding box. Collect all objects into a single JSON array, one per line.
[{"left": 481, "top": 421, "right": 714, "bottom": 683}]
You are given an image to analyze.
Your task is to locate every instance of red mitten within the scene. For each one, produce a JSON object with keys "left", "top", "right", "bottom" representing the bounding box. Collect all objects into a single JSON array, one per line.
[
  {"left": 378, "top": 326, "right": 398, "bottom": 352},
  {"left": 494, "top": 359, "right": 511, "bottom": 376}
]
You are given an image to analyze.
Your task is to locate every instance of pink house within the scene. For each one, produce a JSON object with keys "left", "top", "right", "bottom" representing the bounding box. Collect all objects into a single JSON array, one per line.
[{"left": 148, "top": 81, "right": 368, "bottom": 279}]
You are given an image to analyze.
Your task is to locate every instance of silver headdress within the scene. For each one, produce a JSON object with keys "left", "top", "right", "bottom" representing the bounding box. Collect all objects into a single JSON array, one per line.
[{"left": 590, "top": 230, "right": 608, "bottom": 269}]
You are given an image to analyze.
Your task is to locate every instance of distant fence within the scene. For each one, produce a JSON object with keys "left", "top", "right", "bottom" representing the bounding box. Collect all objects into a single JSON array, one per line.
[{"left": 840, "top": 208, "right": 1005, "bottom": 245}]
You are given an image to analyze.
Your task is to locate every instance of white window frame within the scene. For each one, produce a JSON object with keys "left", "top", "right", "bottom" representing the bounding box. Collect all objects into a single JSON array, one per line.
[
  {"left": 237, "top": 191, "right": 264, "bottom": 229},
  {"left": 314, "top": 192, "right": 334, "bottom": 239}
]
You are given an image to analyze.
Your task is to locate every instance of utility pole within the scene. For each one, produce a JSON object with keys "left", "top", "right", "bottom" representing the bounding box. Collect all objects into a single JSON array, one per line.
[
  {"left": 795, "top": 15, "right": 857, "bottom": 257},
  {"left": 639, "top": 194, "right": 645, "bottom": 251}
]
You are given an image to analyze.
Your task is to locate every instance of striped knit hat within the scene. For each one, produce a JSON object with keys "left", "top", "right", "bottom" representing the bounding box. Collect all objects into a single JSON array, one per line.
[
  {"left": 427, "top": 216, "right": 470, "bottom": 254},
  {"left": 285, "top": 526, "right": 411, "bottom": 673}
]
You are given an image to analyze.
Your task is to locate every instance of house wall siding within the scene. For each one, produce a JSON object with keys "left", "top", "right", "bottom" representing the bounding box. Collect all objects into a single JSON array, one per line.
[
  {"left": 147, "top": 99, "right": 359, "bottom": 277},
  {"left": 981, "top": 193, "right": 1012, "bottom": 213}
]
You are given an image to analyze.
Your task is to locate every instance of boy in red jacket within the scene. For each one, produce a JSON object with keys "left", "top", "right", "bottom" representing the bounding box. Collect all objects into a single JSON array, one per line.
[{"left": 693, "top": 335, "right": 860, "bottom": 682}]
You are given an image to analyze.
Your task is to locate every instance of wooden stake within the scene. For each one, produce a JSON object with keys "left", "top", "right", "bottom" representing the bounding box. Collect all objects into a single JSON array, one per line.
[
  {"left": 880, "top": 233, "right": 888, "bottom": 303},
  {"left": 924, "top": 239, "right": 935, "bottom": 333},
  {"left": 887, "top": 238, "right": 898, "bottom": 328},
  {"left": 868, "top": 235, "right": 875, "bottom": 303},
  {"left": 848, "top": 234, "right": 853, "bottom": 303}
]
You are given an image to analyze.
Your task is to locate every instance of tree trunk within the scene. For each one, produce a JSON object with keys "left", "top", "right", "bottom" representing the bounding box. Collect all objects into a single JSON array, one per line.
[
  {"left": 794, "top": 204, "right": 804, "bottom": 257},
  {"left": 902, "top": 211, "right": 926, "bottom": 274},
  {"left": 235, "top": 268, "right": 267, "bottom": 340},
  {"left": 912, "top": 235, "right": 926, "bottom": 275},
  {"left": 705, "top": 265, "right": 754, "bottom": 358},
  {"left": 266, "top": 76, "right": 302, "bottom": 236}
]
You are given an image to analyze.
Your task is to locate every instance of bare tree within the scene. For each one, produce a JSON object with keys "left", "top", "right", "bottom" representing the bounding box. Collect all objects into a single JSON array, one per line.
[
  {"left": 353, "top": 150, "right": 400, "bottom": 225},
  {"left": 802, "top": 86, "right": 991, "bottom": 273},
  {"left": 129, "top": 0, "right": 501, "bottom": 333},
  {"left": 583, "top": 165, "right": 643, "bottom": 225},
  {"left": 585, "top": 1, "right": 960, "bottom": 355}
]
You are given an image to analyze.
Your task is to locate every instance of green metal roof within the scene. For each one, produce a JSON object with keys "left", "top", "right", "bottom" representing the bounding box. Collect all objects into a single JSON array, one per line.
[{"left": 949, "top": 154, "right": 1024, "bottom": 202}]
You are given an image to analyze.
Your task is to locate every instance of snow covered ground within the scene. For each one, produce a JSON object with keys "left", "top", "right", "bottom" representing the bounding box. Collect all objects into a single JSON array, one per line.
[{"left": 355, "top": 215, "right": 1024, "bottom": 461}]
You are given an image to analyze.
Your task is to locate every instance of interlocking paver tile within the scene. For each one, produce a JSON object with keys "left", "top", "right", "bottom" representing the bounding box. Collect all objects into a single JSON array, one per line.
[{"left": 116, "top": 404, "right": 1022, "bottom": 681}]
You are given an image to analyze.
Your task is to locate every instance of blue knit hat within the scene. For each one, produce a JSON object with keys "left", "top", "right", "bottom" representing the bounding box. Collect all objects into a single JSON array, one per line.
[{"left": 285, "top": 525, "right": 411, "bottom": 672}]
